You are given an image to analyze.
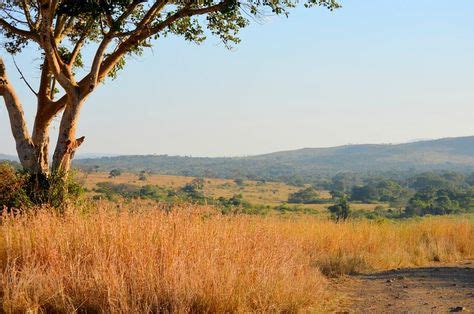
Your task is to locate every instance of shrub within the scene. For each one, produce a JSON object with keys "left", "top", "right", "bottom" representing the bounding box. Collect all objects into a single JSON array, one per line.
[
  {"left": 234, "top": 178, "right": 245, "bottom": 186},
  {"left": 0, "top": 162, "right": 29, "bottom": 209},
  {"left": 138, "top": 170, "right": 147, "bottom": 181},
  {"left": 288, "top": 187, "right": 325, "bottom": 204},
  {"left": 327, "top": 196, "right": 351, "bottom": 222},
  {"left": 109, "top": 169, "right": 122, "bottom": 178}
]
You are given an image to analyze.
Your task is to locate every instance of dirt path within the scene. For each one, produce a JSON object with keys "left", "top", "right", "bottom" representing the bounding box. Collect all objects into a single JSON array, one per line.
[{"left": 332, "top": 260, "right": 474, "bottom": 313}]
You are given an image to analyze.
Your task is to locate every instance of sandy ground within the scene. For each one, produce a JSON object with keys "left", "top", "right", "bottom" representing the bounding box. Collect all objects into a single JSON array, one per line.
[{"left": 332, "top": 260, "right": 474, "bottom": 313}]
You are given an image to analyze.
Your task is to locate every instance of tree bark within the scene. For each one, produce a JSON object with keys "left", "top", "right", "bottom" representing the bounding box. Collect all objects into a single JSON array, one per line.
[
  {"left": 0, "top": 57, "right": 36, "bottom": 172},
  {"left": 52, "top": 94, "right": 85, "bottom": 175},
  {"left": 31, "top": 112, "right": 51, "bottom": 174}
]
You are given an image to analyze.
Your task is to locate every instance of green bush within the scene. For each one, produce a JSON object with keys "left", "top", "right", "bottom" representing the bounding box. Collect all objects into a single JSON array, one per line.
[
  {"left": 0, "top": 162, "right": 30, "bottom": 209},
  {"left": 288, "top": 187, "right": 326, "bottom": 204},
  {"left": 0, "top": 162, "right": 85, "bottom": 209},
  {"left": 327, "top": 196, "right": 351, "bottom": 222}
]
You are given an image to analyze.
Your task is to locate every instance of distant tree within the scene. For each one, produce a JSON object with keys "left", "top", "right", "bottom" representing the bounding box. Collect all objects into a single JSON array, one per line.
[
  {"left": 350, "top": 179, "right": 407, "bottom": 203},
  {"left": 181, "top": 177, "right": 206, "bottom": 200},
  {"left": 138, "top": 170, "right": 147, "bottom": 181},
  {"left": 190, "top": 178, "right": 205, "bottom": 190},
  {"left": 0, "top": 0, "right": 340, "bottom": 203},
  {"left": 288, "top": 187, "right": 321, "bottom": 204},
  {"left": 286, "top": 174, "right": 305, "bottom": 187},
  {"left": 350, "top": 184, "right": 378, "bottom": 203},
  {"left": 404, "top": 188, "right": 470, "bottom": 217},
  {"left": 108, "top": 169, "right": 122, "bottom": 178},
  {"left": 408, "top": 172, "right": 451, "bottom": 191},
  {"left": 329, "top": 190, "right": 345, "bottom": 200},
  {"left": 330, "top": 173, "right": 360, "bottom": 193},
  {"left": 327, "top": 196, "right": 350, "bottom": 222},
  {"left": 466, "top": 173, "right": 474, "bottom": 186},
  {"left": 234, "top": 178, "right": 245, "bottom": 187}
]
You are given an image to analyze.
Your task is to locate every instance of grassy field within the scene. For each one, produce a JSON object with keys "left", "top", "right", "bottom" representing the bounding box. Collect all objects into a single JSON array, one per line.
[
  {"left": 0, "top": 202, "right": 472, "bottom": 312},
  {"left": 77, "top": 171, "right": 386, "bottom": 212}
]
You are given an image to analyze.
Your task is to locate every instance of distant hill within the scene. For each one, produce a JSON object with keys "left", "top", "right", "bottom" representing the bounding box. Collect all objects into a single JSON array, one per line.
[
  {"left": 74, "top": 136, "right": 474, "bottom": 181},
  {"left": 0, "top": 154, "right": 17, "bottom": 162}
]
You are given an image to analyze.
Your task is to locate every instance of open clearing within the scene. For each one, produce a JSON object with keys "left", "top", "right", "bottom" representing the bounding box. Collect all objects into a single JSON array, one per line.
[
  {"left": 332, "top": 260, "right": 474, "bottom": 313},
  {"left": 77, "top": 171, "right": 386, "bottom": 212}
]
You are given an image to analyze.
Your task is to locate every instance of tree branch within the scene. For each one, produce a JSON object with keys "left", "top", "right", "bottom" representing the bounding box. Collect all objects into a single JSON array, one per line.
[
  {"left": 68, "top": 24, "right": 91, "bottom": 67},
  {"left": 0, "top": 18, "right": 40, "bottom": 41},
  {"left": 39, "top": 5, "right": 77, "bottom": 94},
  {"left": 12, "top": 56, "right": 38, "bottom": 96},
  {"left": 98, "top": 1, "right": 229, "bottom": 81},
  {"left": 0, "top": 56, "right": 35, "bottom": 170},
  {"left": 115, "top": 0, "right": 146, "bottom": 27},
  {"left": 20, "top": 2, "right": 36, "bottom": 30}
]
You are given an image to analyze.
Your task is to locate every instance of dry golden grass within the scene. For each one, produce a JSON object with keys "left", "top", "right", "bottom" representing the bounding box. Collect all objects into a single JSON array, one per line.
[{"left": 0, "top": 202, "right": 472, "bottom": 313}]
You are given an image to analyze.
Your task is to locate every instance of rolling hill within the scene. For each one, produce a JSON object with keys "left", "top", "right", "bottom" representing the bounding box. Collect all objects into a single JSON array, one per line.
[
  {"left": 0, "top": 154, "right": 17, "bottom": 161},
  {"left": 73, "top": 136, "right": 474, "bottom": 181}
]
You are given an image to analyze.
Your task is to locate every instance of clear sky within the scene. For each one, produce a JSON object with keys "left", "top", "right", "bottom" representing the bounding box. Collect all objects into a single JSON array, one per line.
[{"left": 1, "top": 0, "right": 473, "bottom": 157}]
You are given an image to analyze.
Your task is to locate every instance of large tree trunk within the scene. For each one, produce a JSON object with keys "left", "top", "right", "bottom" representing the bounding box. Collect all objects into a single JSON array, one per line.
[
  {"left": 52, "top": 94, "right": 85, "bottom": 175},
  {"left": 31, "top": 114, "right": 51, "bottom": 175}
]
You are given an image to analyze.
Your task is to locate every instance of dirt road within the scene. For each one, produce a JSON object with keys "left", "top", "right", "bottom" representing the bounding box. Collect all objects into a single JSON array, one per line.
[{"left": 332, "top": 260, "right": 474, "bottom": 313}]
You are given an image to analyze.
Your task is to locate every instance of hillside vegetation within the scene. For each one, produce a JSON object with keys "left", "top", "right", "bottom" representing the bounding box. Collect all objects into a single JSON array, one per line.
[{"left": 73, "top": 137, "right": 474, "bottom": 182}]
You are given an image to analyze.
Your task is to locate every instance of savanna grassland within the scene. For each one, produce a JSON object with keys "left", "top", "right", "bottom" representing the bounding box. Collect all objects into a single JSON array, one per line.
[
  {"left": 0, "top": 168, "right": 472, "bottom": 312},
  {"left": 77, "top": 171, "right": 385, "bottom": 213},
  {"left": 0, "top": 202, "right": 472, "bottom": 313}
]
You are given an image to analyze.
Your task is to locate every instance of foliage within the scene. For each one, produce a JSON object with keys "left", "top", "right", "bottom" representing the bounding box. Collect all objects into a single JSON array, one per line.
[
  {"left": 180, "top": 178, "right": 206, "bottom": 201},
  {"left": 138, "top": 170, "right": 147, "bottom": 181},
  {"left": 233, "top": 178, "right": 245, "bottom": 186},
  {"left": 0, "top": 162, "right": 84, "bottom": 209},
  {"left": 0, "top": 162, "right": 30, "bottom": 209},
  {"left": 93, "top": 180, "right": 269, "bottom": 214},
  {"left": 327, "top": 196, "right": 350, "bottom": 222},
  {"left": 288, "top": 187, "right": 326, "bottom": 204},
  {"left": 350, "top": 178, "right": 410, "bottom": 203},
  {"left": 109, "top": 169, "right": 122, "bottom": 178},
  {"left": 405, "top": 188, "right": 473, "bottom": 217}
]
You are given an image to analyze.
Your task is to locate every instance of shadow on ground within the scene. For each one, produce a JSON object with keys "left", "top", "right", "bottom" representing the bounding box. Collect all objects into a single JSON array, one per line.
[{"left": 362, "top": 262, "right": 474, "bottom": 287}]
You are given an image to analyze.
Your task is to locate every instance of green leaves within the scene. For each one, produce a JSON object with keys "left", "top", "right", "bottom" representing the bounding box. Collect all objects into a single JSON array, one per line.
[
  {"left": 207, "top": 8, "right": 248, "bottom": 48},
  {"left": 57, "top": 46, "right": 84, "bottom": 69},
  {"left": 0, "top": 0, "right": 340, "bottom": 82},
  {"left": 57, "top": 0, "right": 136, "bottom": 18},
  {"left": 168, "top": 17, "right": 206, "bottom": 44}
]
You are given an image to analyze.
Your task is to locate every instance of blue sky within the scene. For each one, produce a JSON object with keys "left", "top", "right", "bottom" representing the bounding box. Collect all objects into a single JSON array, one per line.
[{"left": 1, "top": 0, "right": 473, "bottom": 157}]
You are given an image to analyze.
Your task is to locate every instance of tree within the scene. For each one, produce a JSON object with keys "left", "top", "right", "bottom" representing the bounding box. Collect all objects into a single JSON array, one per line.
[
  {"left": 108, "top": 168, "right": 122, "bottom": 178},
  {"left": 138, "top": 170, "right": 147, "bottom": 181},
  {"left": 327, "top": 195, "right": 350, "bottom": 222},
  {"left": 234, "top": 178, "right": 244, "bottom": 186},
  {"left": 288, "top": 186, "right": 321, "bottom": 204},
  {"left": 0, "top": 0, "right": 340, "bottom": 201},
  {"left": 350, "top": 178, "right": 408, "bottom": 203}
]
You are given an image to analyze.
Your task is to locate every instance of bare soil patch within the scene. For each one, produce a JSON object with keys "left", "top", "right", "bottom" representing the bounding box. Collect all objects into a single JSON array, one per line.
[{"left": 332, "top": 260, "right": 474, "bottom": 313}]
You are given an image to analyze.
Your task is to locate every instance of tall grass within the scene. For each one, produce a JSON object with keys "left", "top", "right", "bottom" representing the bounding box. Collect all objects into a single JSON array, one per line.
[{"left": 0, "top": 202, "right": 472, "bottom": 313}]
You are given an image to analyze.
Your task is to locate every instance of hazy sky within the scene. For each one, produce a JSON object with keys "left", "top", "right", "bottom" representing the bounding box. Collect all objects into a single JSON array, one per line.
[{"left": 1, "top": 0, "right": 473, "bottom": 157}]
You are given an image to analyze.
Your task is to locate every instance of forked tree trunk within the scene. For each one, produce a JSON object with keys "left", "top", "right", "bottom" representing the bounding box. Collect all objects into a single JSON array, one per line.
[{"left": 1, "top": 57, "right": 87, "bottom": 204}]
